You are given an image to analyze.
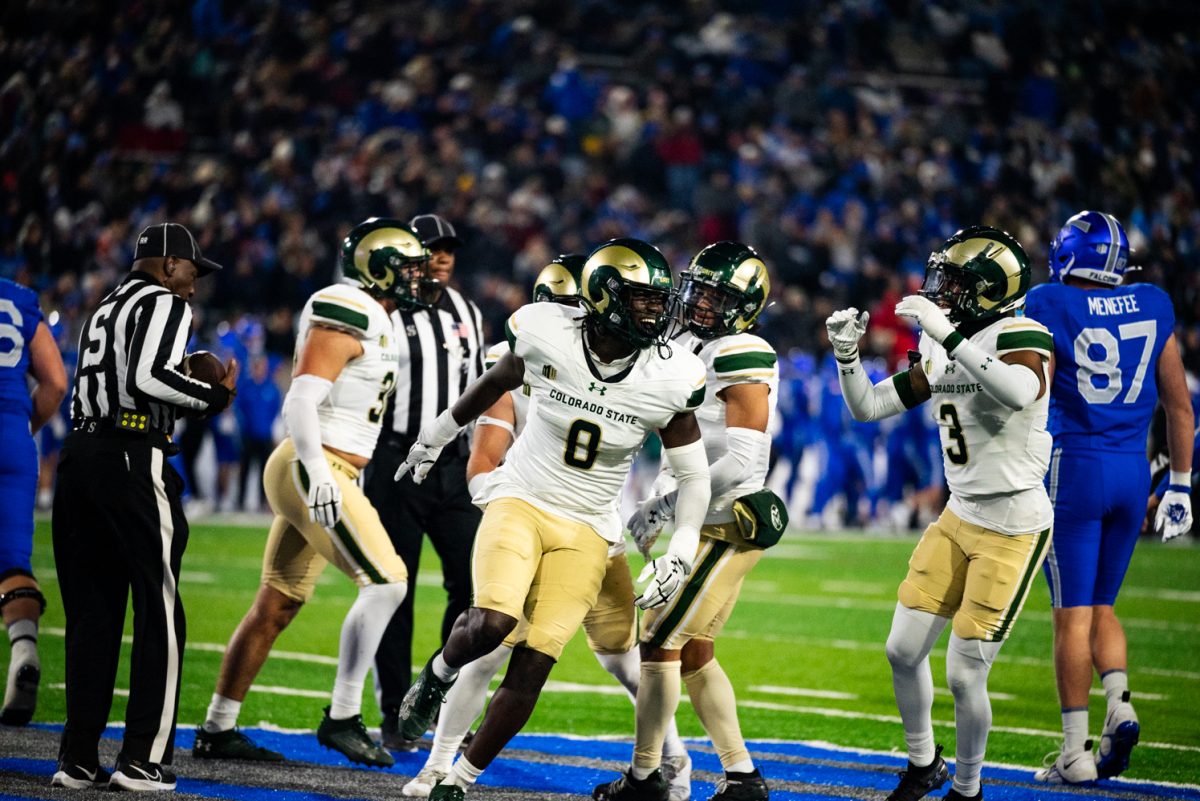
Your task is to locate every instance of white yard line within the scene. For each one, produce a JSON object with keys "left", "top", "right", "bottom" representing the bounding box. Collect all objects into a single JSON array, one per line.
[{"left": 750, "top": 685, "right": 859, "bottom": 700}]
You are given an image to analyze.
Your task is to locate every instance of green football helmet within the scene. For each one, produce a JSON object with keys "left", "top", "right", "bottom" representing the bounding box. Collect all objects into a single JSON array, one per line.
[
  {"left": 679, "top": 241, "right": 771, "bottom": 339},
  {"left": 532, "top": 254, "right": 586, "bottom": 305},
  {"left": 581, "top": 238, "right": 674, "bottom": 349},
  {"left": 340, "top": 218, "right": 430, "bottom": 308},
  {"left": 919, "top": 226, "right": 1030, "bottom": 323}
]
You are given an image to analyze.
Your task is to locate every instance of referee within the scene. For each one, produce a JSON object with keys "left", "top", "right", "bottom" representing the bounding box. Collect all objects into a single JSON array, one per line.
[
  {"left": 51, "top": 223, "right": 237, "bottom": 791},
  {"left": 365, "top": 213, "right": 485, "bottom": 749}
]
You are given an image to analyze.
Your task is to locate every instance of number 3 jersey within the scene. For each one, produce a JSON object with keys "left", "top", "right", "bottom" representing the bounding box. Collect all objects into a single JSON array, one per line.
[
  {"left": 917, "top": 314, "right": 1053, "bottom": 535},
  {"left": 293, "top": 283, "right": 399, "bottom": 460},
  {"left": 1024, "top": 281, "right": 1174, "bottom": 453},
  {"left": 476, "top": 302, "right": 707, "bottom": 543}
]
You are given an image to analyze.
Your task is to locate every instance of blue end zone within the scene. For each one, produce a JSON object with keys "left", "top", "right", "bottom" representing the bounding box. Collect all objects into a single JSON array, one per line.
[{"left": 8, "top": 726, "right": 1198, "bottom": 801}]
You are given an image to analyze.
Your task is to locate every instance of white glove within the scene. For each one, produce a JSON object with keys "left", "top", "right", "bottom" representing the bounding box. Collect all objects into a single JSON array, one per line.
[
  {"left": 394, "top": 409, "right": 464, "bottom": 484},
  {"left": 304, "top": 463, "right": 343, "bottom": 528},
  {"left": 825, "top": 308, "right": 869, "bottom": 360},
  {"left": 1155, "top": 485, "right": 1193, "bottom": 542},
  {"left": 635, "top": 552, "right": 692, "bottom": 610},
  {"left": 627, "top": 493, "right": 676, "bottom": 558},
  {"left": 395, "top": 439, "right": 446, "bottom": 485},
  {"left": 895, "top": 295, "right": 956, "bottom": 345}
]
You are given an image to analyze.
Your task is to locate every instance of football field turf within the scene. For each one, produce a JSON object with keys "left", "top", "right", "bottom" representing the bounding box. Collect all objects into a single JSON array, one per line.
[{"left": 6, "top": 518, "right": 1199, "bottom": 798}]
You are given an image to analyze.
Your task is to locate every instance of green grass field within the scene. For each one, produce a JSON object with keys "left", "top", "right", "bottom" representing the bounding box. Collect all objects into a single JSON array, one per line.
[{"left": 18, "top": 519, "right": 1200, "bottom": 785}]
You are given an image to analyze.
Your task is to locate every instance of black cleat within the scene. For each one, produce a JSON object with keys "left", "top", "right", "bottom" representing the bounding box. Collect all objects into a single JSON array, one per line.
[
  {"left": 593, "top": 768, "right": 669, "bottom": 801},
  {"left": 50, "top": 762, "right": 111, "bottom": 789},
  {"left": 710, "top": 769, "right": 769, "bottom": 800},
  {"left": 886, "top": 744, "right": 949, "bottom": 801},
  {"left": 109, "top": 753, "right": 177, "bottom": 791},
  {"left": 399, "top": 652, "right": 456, "bottom": 741},
  {"left": 317, "top": 706, "right": 395, "bottom": 768},
  {"left": 0, "top": 663, "right": 39, "bottom": 725},
  {"left": 429, "top": 784, "right": 466, "bottom": 801},
  {"left": 944, "top": 787, "right": 982, "bottom": 800},
  {"left": 380, "top": 711, "right": 420, "bottom": 752},
  {"left": 193, "top": 727, "right": 284, "bottom": 761}
]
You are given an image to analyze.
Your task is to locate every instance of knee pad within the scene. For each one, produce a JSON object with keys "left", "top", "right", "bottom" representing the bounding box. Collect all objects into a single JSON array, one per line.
[
  {"left": 359, "top": 581, "right": 408, "bottom": 608},
  {"left": 945, "top": 634, "right": 1000, "bottom": 696},
  {"left": 0, "top": 586, "right": 46, "bottom": 614}
]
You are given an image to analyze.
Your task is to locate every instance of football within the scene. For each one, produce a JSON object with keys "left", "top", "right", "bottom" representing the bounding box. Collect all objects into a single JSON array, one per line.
[{"left": 183, "top": 350, "right": 226, "bottom": 385}]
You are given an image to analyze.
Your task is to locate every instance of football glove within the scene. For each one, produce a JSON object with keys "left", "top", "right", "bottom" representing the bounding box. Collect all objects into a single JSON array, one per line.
[
  {"left": 895, "top": 295, "right": 956, "bottom": 345},
  {"left": 825, "top": 308, "right": 869, "bottom": 360},
  {"left": 1155, "top": 485, "right": 1193, "bottom": 542},
  {"left": 635, "top": 552, "right": 692, "bottom": 610},
  {"left": 394, "top": 409, "right": 464, "bottom": 484},
  {"left": 627, "top": 493, "right": 676, "bottom": 558},
  {"left": 304, "top": 464, "right": 343, "bottom": 529}
]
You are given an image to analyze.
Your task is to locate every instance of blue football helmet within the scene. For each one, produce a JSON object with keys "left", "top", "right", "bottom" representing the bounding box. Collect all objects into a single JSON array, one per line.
[{"left": 1049, "top": 210, "right": 1130, "bottom": 286}]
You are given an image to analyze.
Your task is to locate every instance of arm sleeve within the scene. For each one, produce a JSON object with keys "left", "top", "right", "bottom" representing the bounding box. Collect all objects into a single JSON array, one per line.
[
  {"left": 283, "top": 374, "right": 333, "bottom": 472},
  {"left": 129, "top": 294, "right": 226, "bottom": 412},
  {"left": 709, "top": 426, "right": 769, "bottom": 498},
  {"left": 662, "top": 438, "right": 711, "bottom": 564},
  {"left": 837, "top": 354, "right": 918, "bottom": 421},
  {"left": 946, "top": 329, "right": 1047, "bottom": 410}
]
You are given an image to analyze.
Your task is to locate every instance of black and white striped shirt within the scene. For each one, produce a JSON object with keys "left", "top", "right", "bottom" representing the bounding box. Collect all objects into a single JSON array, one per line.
[
  {"left": 72, "top": 271, "right": 222, "bottom": 433},
  {"left": 384, "top": 286, "right": 485, "bottom": 438}
]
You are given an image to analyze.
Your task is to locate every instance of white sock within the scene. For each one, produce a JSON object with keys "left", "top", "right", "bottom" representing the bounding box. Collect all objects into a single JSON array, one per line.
[
  {"left": 433, "top": 651, "right": 459, "bottom": 682},
  {"left": 204, "top": 694, "right": 242, "bottom": 733},
  {"left": 428, "top": 645, "right": 512, "bottom": 771},
  {"left": 332, "top": 582, "right": 407, "bottom": 719},
  {"left": 1062, "top": 707, "right": 1089, "bottom": 752},
  {"left": 885, "top": 604, "right": 948, "bottom": 767},
  {"left": 594, "top": 649, "right": 688, "bottom": 758},
  {"left": 1101, "top": 669, "right": 1129, "bottom": 710},
  {"left": 4, "top": 618, "right": 38, "bottom": 710},
  {"left": 445, "top": 756, "right": 484, "bottom": 788},
  {"left": 946, "top": 634, "right": 1001, "bottom": 796},
  {"left": 726, "top": 759, "right": 755, "bottom": 773}
]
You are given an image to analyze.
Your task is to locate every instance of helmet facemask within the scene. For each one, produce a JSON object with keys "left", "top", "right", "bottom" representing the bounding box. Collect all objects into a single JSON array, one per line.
[
  {"left": 610, "top": 279, "right": 674, "bottom": 348},
  {"left": 678, "top": 277, "right": 746, "bottom": 339}
]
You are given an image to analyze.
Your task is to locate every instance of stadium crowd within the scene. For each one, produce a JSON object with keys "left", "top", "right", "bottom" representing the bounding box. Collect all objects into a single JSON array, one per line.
[{"left": 4, "top": 0, "right": 1199, "bottom": 524}]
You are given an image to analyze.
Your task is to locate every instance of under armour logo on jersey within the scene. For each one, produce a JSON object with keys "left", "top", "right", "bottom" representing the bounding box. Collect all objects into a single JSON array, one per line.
[
  {"left": 945, "top": 363, "right": 956, "bottom": 374},
  {"left": 542, "top": 364, "right": 557, "bottom": 380},
  {"left": 588, "top": 381, "right": 607, "bottom": 395}
]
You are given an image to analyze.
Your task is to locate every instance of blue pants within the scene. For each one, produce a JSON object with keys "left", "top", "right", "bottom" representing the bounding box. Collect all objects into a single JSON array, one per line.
[
  {"left": 0, "top": 412, "right": 37, "bottom": 576},
  {"left": 1042, "top": 448, "right": 1149, "bottom": 608}
]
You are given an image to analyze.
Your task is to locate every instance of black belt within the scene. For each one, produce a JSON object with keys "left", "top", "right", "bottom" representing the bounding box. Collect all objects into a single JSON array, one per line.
[{"left": 72, "top": 416, "right": 176, "bottom": 452}]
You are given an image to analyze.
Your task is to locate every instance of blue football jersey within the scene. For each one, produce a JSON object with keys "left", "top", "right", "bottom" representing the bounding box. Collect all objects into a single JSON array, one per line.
[
  {"left": 0, "top": 278, "right": 44, "bottom": 418},
  {"left": 1024, "top": 281, "right": 1174, "bottom": 452}
]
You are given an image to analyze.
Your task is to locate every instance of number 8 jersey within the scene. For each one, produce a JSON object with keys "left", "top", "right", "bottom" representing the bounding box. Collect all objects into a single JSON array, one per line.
[
  {"left": 476, "top": 302, "right": 706, "bottom": 543},
  {"left": 1024, "top": 281, "right": 1174, "bottom": 453}
]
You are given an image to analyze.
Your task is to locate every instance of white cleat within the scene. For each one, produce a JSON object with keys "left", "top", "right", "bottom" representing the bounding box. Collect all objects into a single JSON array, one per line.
[
  {"left": 403, "top": 766, "right": 449, "bottom": 797},
  {"left": 662, "top": 753, "right": 692, "bottom": 801},
  {"left": 1035, "top": 742, "right": 1098, "bottom": 785}
]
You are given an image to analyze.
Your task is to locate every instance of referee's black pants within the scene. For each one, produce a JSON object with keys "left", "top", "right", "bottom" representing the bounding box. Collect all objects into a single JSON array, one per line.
[
  {"left": 366, "top": 435, "right": 480, "bottom": 716},
  {"left": 52, "top": 431, "right": 188, "bottom": 768}
]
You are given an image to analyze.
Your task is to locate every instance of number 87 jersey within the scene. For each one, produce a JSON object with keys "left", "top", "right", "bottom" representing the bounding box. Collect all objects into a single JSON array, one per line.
[
  {"left": 475, "top": 302, "right": 707, "bottom": 543},
  {"left": 1024, "top": 280, "right": 1175, "bottom": 452}
]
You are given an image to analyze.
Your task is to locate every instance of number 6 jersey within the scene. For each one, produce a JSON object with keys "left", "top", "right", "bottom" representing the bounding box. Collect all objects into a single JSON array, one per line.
[
  {"left": 476, "top": 302, "right": 706, "bottom": 543},
  {"left": 1024, "top": 281, "right": 1174, "bottom": 453},
  {"left": 917, "top": 314, "right": 1053, "bottom": 535},
  {"left": 293, "top": 283, "right": 399, "bottom": 460}
]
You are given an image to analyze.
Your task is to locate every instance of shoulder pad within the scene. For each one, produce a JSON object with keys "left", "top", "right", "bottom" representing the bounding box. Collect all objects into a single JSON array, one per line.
[
  {"left": 710, "top": 333, "right": 777, "bottom": 380},
  {"left": 309, "top": 284, "right": 387, "bottom": 338},
  {"left": 996, "top": 317, "right": 1053, "bottom": 356}
]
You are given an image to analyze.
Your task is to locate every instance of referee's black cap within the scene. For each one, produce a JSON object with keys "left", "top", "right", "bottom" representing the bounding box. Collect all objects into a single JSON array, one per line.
[
  {"left": 134, "top": 222, "right": 223, "bottom": 275},
  {"left": 410, "top": 214, "right": 462, "bottom": 251}
]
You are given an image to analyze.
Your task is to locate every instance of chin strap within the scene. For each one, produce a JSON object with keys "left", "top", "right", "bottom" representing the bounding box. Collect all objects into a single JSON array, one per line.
[{"left": 0, "top": 587, "right": 47, "bottom": 614}]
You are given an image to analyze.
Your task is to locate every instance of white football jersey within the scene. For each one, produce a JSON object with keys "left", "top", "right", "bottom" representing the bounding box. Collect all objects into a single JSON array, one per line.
[
  {"left": 918, "top": 315, "right": 1053, "bottom": 535},
  {"left": 477, "top": 303, "right": 707, "bottom": 542},
  {"left": 294, "top": 283, "right": 399, "bottom": 460},
  {"left": 673, "top": 330, "right": 779, "bottom": 524}
]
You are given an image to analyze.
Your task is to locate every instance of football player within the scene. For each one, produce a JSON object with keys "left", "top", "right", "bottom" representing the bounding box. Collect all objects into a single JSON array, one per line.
[
  {"left": 827, "top": 227, "right": 1053, "bottom": 801},
  {"left": 394, "top": 238, "right": 711, "bottom": 801},
  {"left": 0, "top": 278, "right": 67, "bottom": 726},
  {"left": 193, "top": 219, "right": 426, "bottom": 767},
  {"left": 402, "top": 255, "right": 691, "bottom": 800},
  {"left": 1025, "top": 211, "right": 1192, "bottom": 784},
  {"left": 593, "top": 241, "right": 778, "bottom": 801}
]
